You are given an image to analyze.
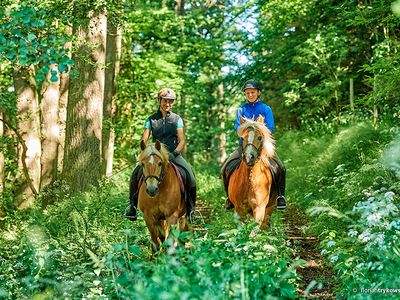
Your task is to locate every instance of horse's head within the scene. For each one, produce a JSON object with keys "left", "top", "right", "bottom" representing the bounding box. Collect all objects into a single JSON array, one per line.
[
  {"left": 138, "top": 140, "right": 169, "bottom": 197},
  {"left": 238, "top": 115, "right": 275, "bottom": 167}
]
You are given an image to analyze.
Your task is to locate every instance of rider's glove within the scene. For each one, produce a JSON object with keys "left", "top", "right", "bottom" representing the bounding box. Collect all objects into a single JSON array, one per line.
[{"left": 168, "top": 152, "right": 175, "bottom": 161}]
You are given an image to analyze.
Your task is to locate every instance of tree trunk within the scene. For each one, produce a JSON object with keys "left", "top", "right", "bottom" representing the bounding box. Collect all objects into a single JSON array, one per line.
[
  {"left": 174, "top": 0, "right": 185, "bottom": 15},
  {"left": 63, "top": 12, "right": 107, "bottom": 193},
  {"left": 373, "top": 79, "right": 378, "bottom": 128},
  {"left": 40, "top": 65, "right": 60, "bottom": 189},
  {"left": 58, "top": 25, "right": 72, "bottom": 173},
  {"left": 13, "top": 66, "right": 41, "bottom": 208},
  {"left": 217, "top": 83, "right": 226, "bottom": 164},
  {"left": 349, "top": 78, "right": 354, "bottom": 123},
  {"left": 102, "top": 22, "right": 121, "bottom": 177}
]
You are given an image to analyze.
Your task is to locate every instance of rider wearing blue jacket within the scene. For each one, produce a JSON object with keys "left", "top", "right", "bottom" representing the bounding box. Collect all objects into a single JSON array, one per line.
[{"left": 221, "top": 79, "right": 287, "bottom": 210}]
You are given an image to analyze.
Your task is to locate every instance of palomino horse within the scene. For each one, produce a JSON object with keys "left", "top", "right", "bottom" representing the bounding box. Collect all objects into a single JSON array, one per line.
[
  {"left": 228, "top": 115, "right": 277, "bottom": 232},
  {"left": 138, "top": 140, "right": 187, "bottom": 251}
]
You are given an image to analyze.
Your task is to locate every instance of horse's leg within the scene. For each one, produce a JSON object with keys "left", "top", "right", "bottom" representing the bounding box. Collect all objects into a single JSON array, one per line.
[
  {"left": 143, "top": 216, "right": 161, "bottom": 252},
  {"left": 263, "top": 204, "right": 275, "bottom": 229},
  {"left": 159, "top": 220, "right": 169, "bottom": 243},
  {"left": 250, "top": 205, "right": 266, "bottom": 237},
  {"left": 179, "top": 215, "right": 188, "bottom": 232}
]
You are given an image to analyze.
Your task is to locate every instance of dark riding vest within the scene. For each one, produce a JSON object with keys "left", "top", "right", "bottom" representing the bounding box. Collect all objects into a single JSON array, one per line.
[{"left": 149, "top": 110, "right": 180, "bottom": 152}]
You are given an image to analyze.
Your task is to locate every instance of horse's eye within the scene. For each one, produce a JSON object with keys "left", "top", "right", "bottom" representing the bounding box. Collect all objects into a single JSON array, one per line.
[
  {"left": 158, "top": 161, "right": 163, "bottom": 167},
  {"left": 258, "top": 136, "right": 262, "bottom": 141}
]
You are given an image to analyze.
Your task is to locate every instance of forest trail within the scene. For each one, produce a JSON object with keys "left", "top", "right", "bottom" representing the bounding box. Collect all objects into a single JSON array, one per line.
[
  {"left": 284, "top": 206, "right": 337, "bottom": 299},
  {"left": 193, "top": 195, "right": 337, "bottom": 298}
]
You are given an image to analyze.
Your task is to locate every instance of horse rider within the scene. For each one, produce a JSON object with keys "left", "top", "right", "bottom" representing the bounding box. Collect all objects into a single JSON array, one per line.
[
  {"left": 221, "top": 79, "right": 287, "bottom": 210},
  {"left": 125, "top": 87, "right": 197, "bottom": 222}
]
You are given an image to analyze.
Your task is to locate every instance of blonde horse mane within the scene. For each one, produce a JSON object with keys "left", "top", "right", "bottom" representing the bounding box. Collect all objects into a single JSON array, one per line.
[
  {"left": 138, "top": 142, "right": 169, "bottom": 164},
  {"left": 237, "top": 118, "right": 275, "bottom": 162}
]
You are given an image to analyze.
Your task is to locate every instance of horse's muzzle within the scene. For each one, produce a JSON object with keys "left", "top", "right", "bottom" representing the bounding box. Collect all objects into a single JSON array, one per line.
[
  {"left": 146, "top": 184, "right": 159, "bottom": 197},
  {"left": 243, "top": 152, "right": 256, "bottom": 167}
]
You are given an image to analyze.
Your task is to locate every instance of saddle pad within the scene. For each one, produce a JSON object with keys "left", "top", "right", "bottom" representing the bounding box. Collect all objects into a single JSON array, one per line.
[{"left": 171, "top": 163, "right": 185, "bottom": 194}]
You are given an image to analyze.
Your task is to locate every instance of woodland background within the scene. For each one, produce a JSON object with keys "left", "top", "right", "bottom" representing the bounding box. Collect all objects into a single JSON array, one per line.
[{"left": 1, "top": 0, "right": 400, "bottom": 299}]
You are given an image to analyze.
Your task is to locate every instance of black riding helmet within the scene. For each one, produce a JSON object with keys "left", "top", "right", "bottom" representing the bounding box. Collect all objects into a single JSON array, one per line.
[{"left": 242, "top": 79, "right": 262, "bottom": 91}]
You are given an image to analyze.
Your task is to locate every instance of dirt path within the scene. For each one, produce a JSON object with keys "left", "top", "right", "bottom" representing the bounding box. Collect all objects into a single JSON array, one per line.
[
  {"left": 283, "top": 205, "right": 337, "bottom": 299},
  {"left": 194, "top": 197, "right": 337, "bottom": 298}
]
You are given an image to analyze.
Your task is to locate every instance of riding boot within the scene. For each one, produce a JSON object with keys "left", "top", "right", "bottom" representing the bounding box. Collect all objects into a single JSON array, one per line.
[
  {"left": 225, "top": 198, "right": 234, "bottom": 210},
  {"left": 222, "top": 162, "right": 235, "bottom": 210},
  {"left": 187, "top": 186, "right": 197, "bottom": 223},
  {"left": 125, "top": 166, "right": 142, "bottom": 221},
  {"left": 276, "top": 165, "right": 287, "bottom": 210}
]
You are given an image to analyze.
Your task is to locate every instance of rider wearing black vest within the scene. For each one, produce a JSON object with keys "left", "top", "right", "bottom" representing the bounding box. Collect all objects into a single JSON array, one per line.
[{"left": 125, "top": 88, "right": 197, "bottom": 222}]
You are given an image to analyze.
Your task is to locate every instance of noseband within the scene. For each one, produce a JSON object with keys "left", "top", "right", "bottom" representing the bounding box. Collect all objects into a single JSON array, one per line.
[
  {"left": 143, "top": 153, "right": 166, "bottom": 184},
  {"left": 242, "top": 131, "right": 263, "bottom": 161}
]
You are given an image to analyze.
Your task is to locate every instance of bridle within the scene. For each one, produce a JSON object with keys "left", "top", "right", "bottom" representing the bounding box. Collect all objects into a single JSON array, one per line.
[
  {"left": 142, "top": 153, "right": 166, "bottom": 184},
  {"left": 242, "top": 128, "right": 264, "bottom": 161}
]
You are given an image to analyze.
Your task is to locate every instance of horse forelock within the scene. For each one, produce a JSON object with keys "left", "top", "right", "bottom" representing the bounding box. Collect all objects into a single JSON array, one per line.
[
  {"left": 238, "top": 118, "right": 275, "bottom": 159},
  {"left": 138, "top": 143, "right": 169, "bottom": 164}
]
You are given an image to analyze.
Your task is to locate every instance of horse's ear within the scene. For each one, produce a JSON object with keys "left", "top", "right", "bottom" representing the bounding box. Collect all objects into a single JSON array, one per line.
[
  {"left": 140, "top": 140, "right": 146, "bottom": 150},
  {"left": 155, "top": 140, "right": 161, "bottom": 150},
  {"left": 256, "top": 115, "right": 264, "bottom": 124},
  {"left": 240, "top": 116, "right": 245, "bottom": 124}
]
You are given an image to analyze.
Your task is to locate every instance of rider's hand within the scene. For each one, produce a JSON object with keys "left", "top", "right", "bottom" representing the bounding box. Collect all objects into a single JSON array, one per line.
[
  {"left": 168, "top": 152, "right": 175, "bottom": 161},
  {"left": 168, "top": 150, "right": 180, "bottom": 161}
]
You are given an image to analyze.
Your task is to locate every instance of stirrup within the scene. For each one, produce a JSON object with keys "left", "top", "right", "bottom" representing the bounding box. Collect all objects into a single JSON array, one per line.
[
  {"left": 276, "top": 196, "right": 286, "bottom": 210},
  {"left": 189, "top": 210, "right": 204, "bottom": 224}
]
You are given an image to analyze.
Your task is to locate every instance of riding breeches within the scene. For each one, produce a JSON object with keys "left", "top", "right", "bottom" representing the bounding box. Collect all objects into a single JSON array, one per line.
[{"left": 170, "top": 154, "right": 196, "bottom": 189}]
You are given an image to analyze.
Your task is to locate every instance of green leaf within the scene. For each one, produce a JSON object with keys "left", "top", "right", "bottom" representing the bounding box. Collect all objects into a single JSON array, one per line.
[
  {"left": 50, "top": 74, "right": 59, "bottom": 82},
  {"left": 58, "top": 63, "right": 68, "bottom": 73},
  {"left": 27, "top": 33, "right": 36, "bottom": 41},
  {"left": 129, "top": 245, "right": 141, "bottom": 256},
  {"left": 112, "top": 244, "right": 123, "bottom": 252}
]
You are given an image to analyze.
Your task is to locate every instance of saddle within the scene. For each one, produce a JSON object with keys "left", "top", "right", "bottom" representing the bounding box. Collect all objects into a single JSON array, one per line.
[{"left": 170, "top": 162, "right": 185, "bottom": 195}]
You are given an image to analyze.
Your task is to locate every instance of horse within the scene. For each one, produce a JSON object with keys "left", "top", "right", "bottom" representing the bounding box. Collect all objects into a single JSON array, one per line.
[
  {"left": 228, "top": 115, "right": 277, "bottom": 233},
  {"left": 137, "top": 140, "right": 187, "bottom": 251}
]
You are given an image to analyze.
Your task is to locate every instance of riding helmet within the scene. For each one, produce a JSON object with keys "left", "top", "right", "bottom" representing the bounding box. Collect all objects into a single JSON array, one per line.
[
  {"left": 242, "top": 80, "right": 262, "bottom": 91},
  {"left": 157, "top": 88, "right": 176, "bottom": 100}
]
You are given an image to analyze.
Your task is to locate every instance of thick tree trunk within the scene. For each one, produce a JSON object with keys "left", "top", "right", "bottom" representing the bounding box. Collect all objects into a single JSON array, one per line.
[
  {"left": 40, "top": 66, "right": 60, "bottom": 189},
  {"left": 63, "top": 13, "right": 107, "bottom": 193},
  {"left": 13, "top": 66, "right": 41, "bottom": 208},
  {"left": 58, "top": 25, "right": 72, "bottom": 173},
  {"left": 102, "top": 23, "right": 121, "bottom": 176},
  {"left": 174, "top": 0, "right": 185, "bottom": 15}
]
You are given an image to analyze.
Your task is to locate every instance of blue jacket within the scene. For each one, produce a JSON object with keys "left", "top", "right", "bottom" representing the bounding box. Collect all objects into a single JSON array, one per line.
[{"left": 234, "top": 99, "right": 275, "bottom": 134}]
